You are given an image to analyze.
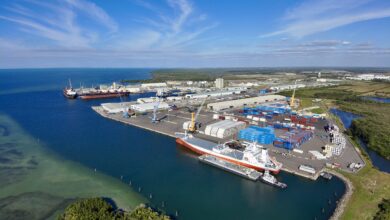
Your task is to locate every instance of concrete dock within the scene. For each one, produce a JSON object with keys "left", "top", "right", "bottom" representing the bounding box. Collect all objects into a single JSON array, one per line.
[{"left": 92, "top": 105, "right": 364, "bottom": 181}]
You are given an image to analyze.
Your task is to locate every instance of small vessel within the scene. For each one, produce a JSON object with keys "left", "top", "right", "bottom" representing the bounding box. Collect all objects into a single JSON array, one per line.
[
  {"left": 320, "top": 172, "right": 333, "bottom": 180},
  {"left": 63, "top": 79, "right": 77, "bottom": 99},
  {"left": 260, "top": 170, "right": 287, "bottom": 188},
  {"left": 198, "top": 154, "right": 262, "bottom": 181},
  {"left": 176, "top": 132, "right": 282, "bottom": 174}
]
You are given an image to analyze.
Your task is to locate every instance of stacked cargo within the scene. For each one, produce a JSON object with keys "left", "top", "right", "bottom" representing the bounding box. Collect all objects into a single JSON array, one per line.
[
  {"left": 329, "top": 131, "right": 346, "bottom": 156},
  {"left": 238, "top": 126, "right": 275, "bottom": 144},
  {"left": 242, "top": 104, "right": 291, "bottom": 116},
  {"left": 290, "top": 115, "right": 318, "bottom": 126},
  {"left": 204, "top": 120, "right": 246, "bottom": 139},
  {"left": 273, "top": 130, "right": 313, "bottom": 150}
]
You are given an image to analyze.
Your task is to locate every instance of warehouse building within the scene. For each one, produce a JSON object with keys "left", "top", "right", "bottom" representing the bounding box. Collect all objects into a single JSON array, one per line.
[
  {"left": 141, "top": 82, "right": 167, "bottom": 88},
  {"left": 204, "top": 120, "right": 246, "bottom": 139},
  {"left": 130, "top": 102, "right": 170, "bottom": 112},
  {"left": 101, "top": 102, "right": 132, "bottom": 114},
  {"left": 207, "top": 95, "right": 286, "bottom": 111},
  {"left": 185, "top": 89, "right": 245, "bottom": 99},
  {"left": 137, "top": 97, "right": 159, "bottom": 103}
]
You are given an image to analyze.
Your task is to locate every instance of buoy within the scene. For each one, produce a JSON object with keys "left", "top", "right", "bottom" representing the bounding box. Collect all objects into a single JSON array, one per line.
[
  {"left": 94, "top": 168, "right": 97, "bottom": 172},
  {"left": 129, "top": 181, "right": 132, "bottom": 186},
  {"left": 322, "top": 208, "right": 325, "bottom": 213},
  {"left": 162, "top": 201, "right": 165, "bottom": 208},
  {"left": 175, "top": 210, "right": 179, "bottom": 217},
  {"left": 120, "top": 175, "right": 123, "bottom": 180},
  {"left": 149, "top": 194, "right": 153, "bottom": 199},
  {"left": 138, "top": 187, "right": 141, "bottom": 192}
]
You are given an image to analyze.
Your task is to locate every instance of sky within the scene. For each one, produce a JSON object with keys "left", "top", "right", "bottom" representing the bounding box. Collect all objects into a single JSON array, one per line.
[{"left": 0, "top": 0, "right": 390, "bottom": 68}]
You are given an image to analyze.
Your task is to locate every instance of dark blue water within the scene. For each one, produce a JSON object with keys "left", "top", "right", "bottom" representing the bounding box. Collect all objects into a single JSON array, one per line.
[
  {"left": 0, "top": 69, "right": 345, "bottom": 220},
  {"left": 330, "top": 108, "right": 390, "bottom": 173},
  {"left": 363, "top": 96, "right": 390, "bottom": 103}
]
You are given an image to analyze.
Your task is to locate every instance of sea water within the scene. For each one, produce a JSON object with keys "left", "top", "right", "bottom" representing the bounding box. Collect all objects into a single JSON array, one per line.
[{"left": 0, "top": 69, "right": 345, "bottom": 220}]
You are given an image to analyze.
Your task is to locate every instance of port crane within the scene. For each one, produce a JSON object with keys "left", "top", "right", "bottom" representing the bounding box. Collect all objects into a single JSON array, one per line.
[
  {"left": 188, "top": 97, "right": 207, "bottom": 132},
  {"left": 290, "top": 80, "right": 298, "bottom": 108},
  {"left": 151, "top": 101, "right": 160, "bottom": 123}
]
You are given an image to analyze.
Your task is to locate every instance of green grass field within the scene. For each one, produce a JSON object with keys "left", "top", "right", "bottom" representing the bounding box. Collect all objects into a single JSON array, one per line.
[
  {"left": 340, "top": 155, "right": 390, "bottom": 220},
  {"left": 279, "top": 82, "right": 390, "bottom": 219}
]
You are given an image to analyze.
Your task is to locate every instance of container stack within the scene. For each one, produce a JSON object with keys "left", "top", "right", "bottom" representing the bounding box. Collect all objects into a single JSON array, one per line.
[
  {"left": 238, "top": 126, "right": 275, "bottom": 144},
  {"left": 273, "top": 130, "right": 313, "bottom": 150},
  {"left": 329, "top": 132, "right": 346, "bottom": 156},
  {"left": 242, "top": 104, "right": 291, "bottom": 116},
  {"left": 290, "top": 115, "right": 318, "bottom": 126}
]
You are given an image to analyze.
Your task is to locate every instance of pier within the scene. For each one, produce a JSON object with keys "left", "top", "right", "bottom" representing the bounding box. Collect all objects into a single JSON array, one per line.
[{"left": 92, "top": 106, "right": 337, "bottom": 180}]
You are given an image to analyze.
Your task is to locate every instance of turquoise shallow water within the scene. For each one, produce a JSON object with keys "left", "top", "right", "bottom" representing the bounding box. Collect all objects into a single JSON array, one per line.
[{"left": 0, "top": 69, "right": 346, "bottom": 220}]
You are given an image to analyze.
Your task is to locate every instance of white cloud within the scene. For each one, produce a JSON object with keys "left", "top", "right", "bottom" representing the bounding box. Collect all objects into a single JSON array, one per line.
[
  {"left": 167, "top": 0, "right": 193, "bottom": 33},
  {"left": 262, "top": 0, "right": 390, "bottom": 38},
  {"left": 0, "top": 0, "right": 117, "bottom": 48},
  {"left": 65, "top": 0, "right": 118, "bottom": 32},
  {"left": 131, "top": 0, "right": 218, "bottom": 50}
]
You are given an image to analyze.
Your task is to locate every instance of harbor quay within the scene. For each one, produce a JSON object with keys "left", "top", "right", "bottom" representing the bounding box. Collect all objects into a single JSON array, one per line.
[{"left": 92, "top": 100, "right": 364, "bottom": 181}]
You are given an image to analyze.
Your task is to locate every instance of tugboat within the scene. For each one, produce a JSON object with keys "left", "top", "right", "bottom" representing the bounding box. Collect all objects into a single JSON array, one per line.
[
  {"left": 63, "top": 79, "right": 77, "bottom": 99},
  {"left": 260, "top": 170, "right": 287, "bottom": 189}
]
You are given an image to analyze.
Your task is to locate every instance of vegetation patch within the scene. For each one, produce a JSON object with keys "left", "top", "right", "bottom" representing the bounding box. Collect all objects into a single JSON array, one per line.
[
  {"left": 374, "top": 198, "right": 390, "bottom": 220},
  {"left": 58, "top": 198, "right": 170, "bottom": 220},
  {"left": 339, "top": 158, "right": 390, "bottom": 220}
]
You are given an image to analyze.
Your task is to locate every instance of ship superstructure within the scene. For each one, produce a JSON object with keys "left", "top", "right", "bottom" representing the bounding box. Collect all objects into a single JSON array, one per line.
[{"left": 176, "top": 132, "right": 282, "bottom": 174}]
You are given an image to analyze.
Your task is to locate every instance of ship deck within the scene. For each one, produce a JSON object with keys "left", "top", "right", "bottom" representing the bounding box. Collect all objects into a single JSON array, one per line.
[
  {"left": 199, "top": 155, "right": 261, "bottom": 181},
  {"left": 176, "top": 133, "right": 244, "bottom": 160}
]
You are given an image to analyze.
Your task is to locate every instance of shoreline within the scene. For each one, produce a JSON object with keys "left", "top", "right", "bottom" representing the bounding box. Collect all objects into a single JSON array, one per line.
[
  {"left": 327, "top": 170, "right": 354, "bottom": 220},
  {"left": 92, "top": 105, "right": 354, "bottom": 219}
]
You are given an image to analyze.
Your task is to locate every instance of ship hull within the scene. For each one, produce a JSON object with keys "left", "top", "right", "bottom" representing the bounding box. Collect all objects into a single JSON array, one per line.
[
  {"left": 176, "top": 137, "right": 280, "bottom": 174},
  {"left": 63, "top": 90, "right": 77, "bottom": 99},
  {"left": 79, "top": 92, "right": 130, "bottom": 100}
]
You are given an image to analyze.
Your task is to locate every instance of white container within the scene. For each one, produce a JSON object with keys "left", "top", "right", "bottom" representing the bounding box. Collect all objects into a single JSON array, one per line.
[
  {"left": 213, "top": 114, "right": 219, "bottom": 119},
  {"left": 253, "top": 117, "right": 260, "bottom": 121},
  {"left": 247, "top": 115, "right": 253, "bottom": 119},
  {"left": 293, "top": 149, "right": 303, "bottom": 154}
]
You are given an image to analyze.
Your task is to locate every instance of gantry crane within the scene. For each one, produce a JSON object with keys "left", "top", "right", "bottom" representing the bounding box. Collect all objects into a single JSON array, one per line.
[
  {"left": 188, "top": 97, "right": 208, "bottom": 132},
  {"left": 290, "top": 80, "right": 298, "bottom": 108}
]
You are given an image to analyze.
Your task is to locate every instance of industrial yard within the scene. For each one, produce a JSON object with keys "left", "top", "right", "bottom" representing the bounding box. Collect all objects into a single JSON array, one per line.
[{"left": 91, "top": 77, "right": 365, "bottom": 181}]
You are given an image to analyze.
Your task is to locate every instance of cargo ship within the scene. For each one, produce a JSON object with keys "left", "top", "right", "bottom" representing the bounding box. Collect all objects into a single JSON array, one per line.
[
  {"left": 176, "top": 132, "right": 282, "bottom": 174},
  {"left": 63, "top": 79, "right": 77, "bottom": 99},
  {"left": 79, "top": 91, "right": 130, "bottom": 100}
]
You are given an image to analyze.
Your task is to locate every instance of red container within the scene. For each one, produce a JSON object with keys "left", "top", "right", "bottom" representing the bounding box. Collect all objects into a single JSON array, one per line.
[{"left": 219, "top": 116, "right": 225, "bottom": 120}]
